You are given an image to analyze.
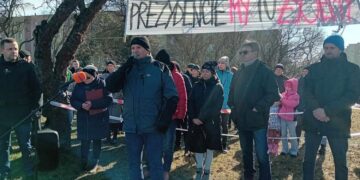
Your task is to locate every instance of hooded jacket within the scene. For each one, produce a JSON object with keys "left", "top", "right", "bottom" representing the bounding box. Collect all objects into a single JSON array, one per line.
[
  {"left": 279, "top": 78, "right": 300, "bottom": 121},
  {"left": 106, "top": 56, "right": 178, "bottom": 134},
  {"left": 303, "top": 54, "right": 360, "bottom": 137},
  {"left": 171, "top": 67, "right": 187, "bottom": 121}
]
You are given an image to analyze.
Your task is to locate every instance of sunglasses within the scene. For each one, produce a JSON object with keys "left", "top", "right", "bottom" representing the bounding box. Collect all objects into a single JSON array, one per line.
[{"left": 239, "top": 50, "right": 251, "bottom": 55}]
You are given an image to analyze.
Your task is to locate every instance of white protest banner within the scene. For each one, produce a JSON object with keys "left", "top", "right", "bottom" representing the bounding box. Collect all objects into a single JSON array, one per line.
[{"left": 126, "top": 0, "right": 360, "bottom": 35}]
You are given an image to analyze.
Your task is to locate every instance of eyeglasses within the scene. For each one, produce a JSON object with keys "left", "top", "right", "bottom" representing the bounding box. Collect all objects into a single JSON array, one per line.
[{"left": 239, "top": 50, "right": 251, "bottom": 56}]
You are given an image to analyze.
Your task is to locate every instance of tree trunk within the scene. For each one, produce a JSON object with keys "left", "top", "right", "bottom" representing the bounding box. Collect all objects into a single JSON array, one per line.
[{"left": 33, "top": 0, "right": 107, "bottom": 149}]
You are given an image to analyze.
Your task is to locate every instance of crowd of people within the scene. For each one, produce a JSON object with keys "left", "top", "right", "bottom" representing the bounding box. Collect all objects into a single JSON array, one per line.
[{"left": 0, "top": 34, "right": 359, "bottom": 180}]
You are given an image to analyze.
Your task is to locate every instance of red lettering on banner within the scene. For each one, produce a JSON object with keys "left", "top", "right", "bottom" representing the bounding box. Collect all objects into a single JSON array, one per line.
[
  {"left": 228, "top": 0, "right": 251, "bottom": 25},
  {"left": 277, "top": 0, "right": 352, "bottom": 25},
  {"left": 316, "top": 0, "right": 336, "bottom": 23},
  {"left": 334, "top": 0, "right": 352, "bottom": 22},
  {"left": 277, "top": 0, "right": 294, "bottom": 24},
  {"left": 293, "top": 0, "right": 318, "bottom": 25}
]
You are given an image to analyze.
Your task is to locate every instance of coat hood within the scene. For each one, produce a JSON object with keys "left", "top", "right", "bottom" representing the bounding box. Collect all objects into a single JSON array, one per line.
[{"left": 284, "top": 78, "right": 298, "bottom": 93}]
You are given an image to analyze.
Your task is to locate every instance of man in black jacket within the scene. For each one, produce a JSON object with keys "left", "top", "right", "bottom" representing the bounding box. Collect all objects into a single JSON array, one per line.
[
  {"left": 0, "top": 38, "right": 41, "bottom": 179},
  {"left": 274, "top": 63, "right": 288, "bottom": 93},
  {"left": 303, "top": 35, "right": 360, "bottom": 180},
  {"left": 228, "top": 41, "right": 279, "bottom": 180}
]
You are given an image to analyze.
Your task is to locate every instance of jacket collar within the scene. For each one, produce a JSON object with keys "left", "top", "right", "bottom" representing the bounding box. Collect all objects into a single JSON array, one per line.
[{"left": 135, "top": 56, "right": 152, "bottom": 66}]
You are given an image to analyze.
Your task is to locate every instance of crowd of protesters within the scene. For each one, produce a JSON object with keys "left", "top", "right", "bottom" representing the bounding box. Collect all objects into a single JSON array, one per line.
[{"left": 0, "top": 34, "right": 360, "bottom": 180}]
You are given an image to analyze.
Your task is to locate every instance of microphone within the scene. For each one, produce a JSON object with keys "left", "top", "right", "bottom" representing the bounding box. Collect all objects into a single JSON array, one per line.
[
  {"left": 72, "top": 71, "right": 87, "bottom": 83},
  {"left": 59, "top": 71, "right": 87, "bottom": 90}
]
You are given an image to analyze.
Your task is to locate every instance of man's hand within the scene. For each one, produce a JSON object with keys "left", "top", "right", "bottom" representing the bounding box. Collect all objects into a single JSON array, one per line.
[
  {"left": 123, "top": 56, "right": 135, "bottom": 68},
  {"left": 192, "top": 118, "right": 203, "bottom": 125},
  {"left": 313, "top": 108, "right": 330, "bottom": 122}
]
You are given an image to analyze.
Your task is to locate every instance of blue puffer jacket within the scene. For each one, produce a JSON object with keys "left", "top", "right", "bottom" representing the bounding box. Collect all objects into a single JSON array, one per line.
[
  {"left": 216, "top": 69, "right": 233, "bottom": 110},
  {"left": 112, "top": 56, "right": 178, "bottom": 134}
]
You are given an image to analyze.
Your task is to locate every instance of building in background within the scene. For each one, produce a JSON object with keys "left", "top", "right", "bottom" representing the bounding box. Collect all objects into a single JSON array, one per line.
[{"left": 346, "top": 43, "right": 360, "bottom": 66}]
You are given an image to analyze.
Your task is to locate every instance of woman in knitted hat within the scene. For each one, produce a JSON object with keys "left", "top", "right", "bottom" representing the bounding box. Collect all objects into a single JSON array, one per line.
[
  {"left": 188, "top": 61, "right": 223, "bottom": 180},
  {"left": 216, "top": 56, "right": 233, "bottom": 152},
  {"left": 70, "top": 64, "right": 112, "bottom": 172}
]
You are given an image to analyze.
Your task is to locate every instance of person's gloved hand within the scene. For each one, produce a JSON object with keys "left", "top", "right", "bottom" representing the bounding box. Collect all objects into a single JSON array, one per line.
[{"left": 121, "top": 56, "right": 135, "bottom": 71}]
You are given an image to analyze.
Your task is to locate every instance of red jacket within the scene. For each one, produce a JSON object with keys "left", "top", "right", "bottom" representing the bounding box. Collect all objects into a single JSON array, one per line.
[{"left": 171, "top": 67, "right": 187, "bottom": 121}]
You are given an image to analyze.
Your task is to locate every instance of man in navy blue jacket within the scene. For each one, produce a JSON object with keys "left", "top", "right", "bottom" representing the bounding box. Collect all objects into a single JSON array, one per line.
[{"left": 106, "top": 36, "right": 178, "bottom": 180}]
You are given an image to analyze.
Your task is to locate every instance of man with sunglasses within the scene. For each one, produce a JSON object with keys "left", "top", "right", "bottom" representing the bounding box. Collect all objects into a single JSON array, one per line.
[{"left": 228, "top": 41, "right": 279, "bottom": 180}]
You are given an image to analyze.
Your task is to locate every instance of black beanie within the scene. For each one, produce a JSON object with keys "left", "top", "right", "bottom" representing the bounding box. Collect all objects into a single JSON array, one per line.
[
  {"left": 130, "top": 36, "right": 151, "bottom": 52},
  {"left": 106, "top": 60, "right": 116, "bottom": 65},
  {"left": 201, "top": 61, "right": 217, "bottom": 74},
  {"left": 275, "top": 63, "right": 284, "bottom": 70},
  {"left": 82, "top": 65, "right": 98, "bottom": 77},
  {"left": 155, "top": 49, "right": 171, "bottom": 65}
]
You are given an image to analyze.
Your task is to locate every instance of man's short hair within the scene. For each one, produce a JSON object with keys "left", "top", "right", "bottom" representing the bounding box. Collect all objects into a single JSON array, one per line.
[
  {"left": 0, "top": 38, "right": 17, "bottom": 49},
  {"left": 241, "top": 41, "right": 260, "bottom": 53},
  {"left": 71, "top": 59, "right": 80, "bottom": 64}
]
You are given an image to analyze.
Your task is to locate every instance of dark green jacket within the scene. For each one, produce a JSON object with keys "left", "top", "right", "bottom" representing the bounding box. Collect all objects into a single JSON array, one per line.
[
  {"left": 0, "top": 56, "right": 42, "bottom": 130},
  {"left": 303, "top": 54, "right": 360, "bottom": 137},
  {"left": 228, "top": 60, "right": 279, "bottom": 131}
]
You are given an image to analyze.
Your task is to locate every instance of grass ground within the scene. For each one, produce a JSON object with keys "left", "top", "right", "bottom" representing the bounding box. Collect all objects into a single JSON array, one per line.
[{"left": 8, "top": 109, "right": 360, "bottom": 180}]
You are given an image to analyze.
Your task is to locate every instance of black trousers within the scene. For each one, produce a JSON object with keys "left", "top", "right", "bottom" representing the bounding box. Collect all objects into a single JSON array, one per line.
[
  {"left": 220, "top": 113, "right": 229, "bottom": 148},
  {"left": 175, "top": 116, "right": 188, "bottom": 151}
]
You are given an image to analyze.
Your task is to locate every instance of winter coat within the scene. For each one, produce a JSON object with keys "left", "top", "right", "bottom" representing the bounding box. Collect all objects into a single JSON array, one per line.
[
  {"left": 216, "top": 69, "right": 233, "bottom": 110},
  {"left": 70, "top": 77, "right": 112, "bottom": 140},
  {"left": 275, "top": 74, "right": 288, "bottom": 93},
  {"left": 297, "top": 76, "right": 306, "bottom": 111},
  {"left": 185, "top": 71, "right": 199, "bottom": 85},
  {"left": 228, "top": 60, "right": 280, "bottom": 131},
  {"left": 188, "top": 76, "right": 224, "bottom": 153},
  {"left": 0, "top": 56, "right": 41, "bottom": 130},
  {"left": 106, "top": 56, "right": 178, "bottom": 134},
  {"left": 171, "top": 68, "right": 187, "bottom": 121},
  {"left": 181, "top": 73, "right": 192, "bottom": 98},
  {"left": 303, "top": 55, "right": 360, "bottom": 137},
  {"left": 100, "top": 72, "right": 123, "bottom": 123},
  {"left": 279, "top": 78, "right": 300, "bottom": 121}
]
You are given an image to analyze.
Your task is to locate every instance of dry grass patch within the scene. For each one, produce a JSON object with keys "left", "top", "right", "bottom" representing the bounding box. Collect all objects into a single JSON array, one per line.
[{"left": 8, "top": 109, "right": 360, "bottom": 179}]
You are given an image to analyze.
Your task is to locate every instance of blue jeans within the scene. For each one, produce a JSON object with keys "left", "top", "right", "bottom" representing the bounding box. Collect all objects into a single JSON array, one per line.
[
  {"left": 0, "top": 122, "right": 33, "bottom": 176},
  {"left": 239, "top": 128, "right": 271, "bottom": 180},
  {"left": 163, "top": 121, "right": 176, "bottom": 172},
  {"left": 125, "top": 132, "right": 164, "bottom": 180},
  {"left": 280, "top": 120, "right": 298, "bottom": 155},
  {"left": 303, "top": 132, "right": 348, "bottom": 180}
]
